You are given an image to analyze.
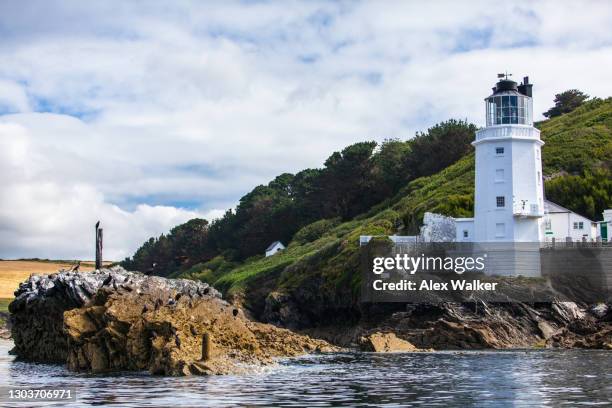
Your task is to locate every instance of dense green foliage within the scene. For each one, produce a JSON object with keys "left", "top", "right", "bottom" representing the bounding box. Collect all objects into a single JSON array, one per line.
[
  {"left": 543, "top": 89, "right": 590, "bottom": 118},
  {"left": 545, "top": 168, "right": 611, "bottom": 221},
  {"left": 122, "top": 218, "right": 212, "bottom": 276},
  {"left": 538, "top": 97, "right": 612, "bottom": 174},
  {"left": 292, "top": 218, "right": 341, "bottom": 245},
  {"left": 124, "top": 119, "right": 476, "bottom": 273},
  {"left": 406, "top": 120, "right": 477, "bottom": 177}
]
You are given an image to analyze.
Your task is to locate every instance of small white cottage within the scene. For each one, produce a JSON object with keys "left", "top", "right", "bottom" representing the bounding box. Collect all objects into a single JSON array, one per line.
[
  {"left": 265, "top": 241, "right": 286, "bottom": 257},
  {"left": 542, "top": 201, "right": 597, "bottom": 242}
]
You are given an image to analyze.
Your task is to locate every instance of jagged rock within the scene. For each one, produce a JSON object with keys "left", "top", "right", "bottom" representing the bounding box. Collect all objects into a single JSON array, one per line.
[
  {"left": 552, "top": 301, "right": 586, "bottom": 322},
  {"left": 537, "top": 321, "right": 556, "bottom": 340},
  {"left": 590, "top": 303, "right": 609, "bottom": 319},
  {"left": 10, "top": 267, "right": 335, "bottom": 375},
  {"left": 360, "top": 332, "right": 426, "bottom": 352},
  {"left": 302, "top": 301, "right": 610, "bottom": 350},
  {"left": 9, "top": 266, "right": 219, "bottom": 363},
  {"left": 262, "top": 291, "right": 303, "bottom": 329}
]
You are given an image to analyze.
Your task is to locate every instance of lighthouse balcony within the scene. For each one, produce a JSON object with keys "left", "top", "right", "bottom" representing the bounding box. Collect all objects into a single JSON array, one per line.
[
  {"left": 513, "top": 203, "right": 543, "bottom": 218},
  {"left": 475, "top": 125, "right": 540, "bottom": 142}
]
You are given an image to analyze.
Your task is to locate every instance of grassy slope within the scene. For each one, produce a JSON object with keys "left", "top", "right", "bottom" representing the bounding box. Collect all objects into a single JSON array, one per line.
[{"left": 178, "top": 98, "right": 612, "bottom": 312}]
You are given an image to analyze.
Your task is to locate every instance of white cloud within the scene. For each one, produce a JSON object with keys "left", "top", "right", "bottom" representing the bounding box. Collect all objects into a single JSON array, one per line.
[
  {"left": 0, "top": 80, "right": 30, "bottom": 112},
  {"left": 0, "top": 1, "right": 611, "bottom": 260}
]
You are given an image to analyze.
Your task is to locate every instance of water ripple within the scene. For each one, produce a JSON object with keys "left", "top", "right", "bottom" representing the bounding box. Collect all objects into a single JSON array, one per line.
[{"left": 1, "top": 341, "right": 610, "bottom": 407}]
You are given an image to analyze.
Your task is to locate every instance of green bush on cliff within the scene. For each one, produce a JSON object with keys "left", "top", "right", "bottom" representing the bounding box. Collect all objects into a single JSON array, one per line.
[
  {"left": 292, "top": 218, "right": 341, "bottom": 244},
  {"left": 545, "top": 168, "right": 612, "bottom": 220}
]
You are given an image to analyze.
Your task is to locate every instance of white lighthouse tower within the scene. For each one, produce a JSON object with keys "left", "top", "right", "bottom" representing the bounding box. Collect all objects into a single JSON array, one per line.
[{"left": 472, "top": 75, "right": 545, "bottom": 242}]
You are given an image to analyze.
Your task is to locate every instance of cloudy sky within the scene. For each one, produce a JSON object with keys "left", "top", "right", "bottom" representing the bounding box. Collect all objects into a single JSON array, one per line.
[{"left": 1, "top": 1, "right": 612, "bottom": 261}]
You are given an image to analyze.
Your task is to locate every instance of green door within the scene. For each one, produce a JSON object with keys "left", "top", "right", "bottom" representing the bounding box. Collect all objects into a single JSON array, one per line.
[{"left": 602, "top": 222, "right": 608, "bottom": 241}]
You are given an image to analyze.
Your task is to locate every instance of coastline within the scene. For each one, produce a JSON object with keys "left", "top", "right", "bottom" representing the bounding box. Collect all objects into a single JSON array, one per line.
[{"left": 5, "top": 267, "right": 610, "bottom": 379}]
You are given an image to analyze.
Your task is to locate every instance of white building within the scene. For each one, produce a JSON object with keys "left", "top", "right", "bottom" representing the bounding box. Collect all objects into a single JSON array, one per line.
[
  {"left": 265, "top": 241, "right": 286, "bottom": 257},
  {"left": 455, "top": 218, "right": 475, "bottom": 242},
  {"left": 543, "top": 201, "right": 597, "bottom": 242},
  {"left": 457, "top": 75, "right": 545, "bottom": 242}
]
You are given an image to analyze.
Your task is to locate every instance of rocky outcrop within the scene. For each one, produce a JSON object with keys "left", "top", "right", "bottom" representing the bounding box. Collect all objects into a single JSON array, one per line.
[
  {"left": 359, "top": 332, "right": 426, "bottom": 352},
  {"left": 299, "top": 301, "right": 612, "bottom": 351},
  {"left": 359, "top": 302, "right": 612, "bottom": 350},
  {"left": 10, "top": 267, "right": 335, "bottom": 375}
]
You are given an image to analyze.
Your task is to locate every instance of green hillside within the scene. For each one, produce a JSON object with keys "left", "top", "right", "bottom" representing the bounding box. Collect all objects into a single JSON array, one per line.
[{"left": 174, "top": 98, "right": 612, "bottom": 323}]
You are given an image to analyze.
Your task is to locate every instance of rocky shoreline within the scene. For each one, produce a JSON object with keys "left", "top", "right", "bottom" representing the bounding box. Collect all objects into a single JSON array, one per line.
[
  {"left": 298, "top": 301, "right": 612, "bottom": 351},
  {"left": 9, "top": 267, "right": 336, "bottom": 375},
  {"left": 5, "top": 267, "right": 611, "bottom": 376}
]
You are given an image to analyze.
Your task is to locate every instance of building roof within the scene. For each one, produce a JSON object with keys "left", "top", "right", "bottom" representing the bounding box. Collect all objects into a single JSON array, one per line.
[
  {"left": 544, "top": 200, "right": 573, "bottom": 214},
  {"left": 265, "top": 241, "right": 285, "bottom": 252},
  {"left": 488, "top": 76, "right": 532, "bottom": 98},
  {"left": 545, "top": 200, "right": 595, "bottom": 222}
]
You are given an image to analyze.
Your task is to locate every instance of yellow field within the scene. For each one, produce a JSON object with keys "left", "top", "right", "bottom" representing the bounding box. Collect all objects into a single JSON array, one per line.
[{"left": 0, "top": 260, "right": 110, "bottom": 299}]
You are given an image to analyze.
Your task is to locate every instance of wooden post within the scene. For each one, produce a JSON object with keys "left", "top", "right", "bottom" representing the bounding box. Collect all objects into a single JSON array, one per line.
[
  {"left": 95, "top": 222, "right": 103, "bottom": 270},
  {"left": 202, "top": 333, "right": 212, "bottom": 361}
]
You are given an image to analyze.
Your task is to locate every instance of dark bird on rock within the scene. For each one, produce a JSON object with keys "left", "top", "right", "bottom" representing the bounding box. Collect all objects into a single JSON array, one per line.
[
  {"left": 189, "top": 325, "right": 197, "bottom": 336},
  {"left": 102, "top": 275, "right": 112, "bottom": 286},
  {"left": 124, "top": 276, "right": 129, "bottom": 283},
  {"left": 168, "top": 298, "right": 176, "bottom": 306},
  {"left": 175, "top": 293, "right": 182, "bottom": 301},
  {"left": 203, "top": 287, "right": 210, "bottom": 295},
  {"left": 232, "top": 309, "right": 239, "bottom": 317}
]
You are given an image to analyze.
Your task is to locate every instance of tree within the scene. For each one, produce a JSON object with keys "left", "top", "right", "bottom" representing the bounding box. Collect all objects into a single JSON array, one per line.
[
  {"left": 405, "top": 119, "right": 477, "bottom": 178},
  {"left": 545, "top": 168, "right": 611, "bottom": 220},
  {"left": 122, "top": 218, "right": 211, "bottom": 276},
  {"left": 543, "top": 89, "right": 589, "bottom": 118},
  {"left": 320, "top": 141, "right": 378, "bottom": 219},
  {"left": 373, "top": 139, "right": 412, "bottom": 194}
]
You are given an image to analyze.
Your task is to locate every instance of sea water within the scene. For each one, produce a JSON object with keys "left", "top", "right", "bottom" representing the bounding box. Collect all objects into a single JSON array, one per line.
[{"left": 0, "top": 340, "right": 610, "bottom": 407}]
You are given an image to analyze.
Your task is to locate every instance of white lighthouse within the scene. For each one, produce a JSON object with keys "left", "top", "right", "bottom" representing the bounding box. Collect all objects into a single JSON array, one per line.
[{"left": 470, "top": 75, "right": 545, "bottom": 242}]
